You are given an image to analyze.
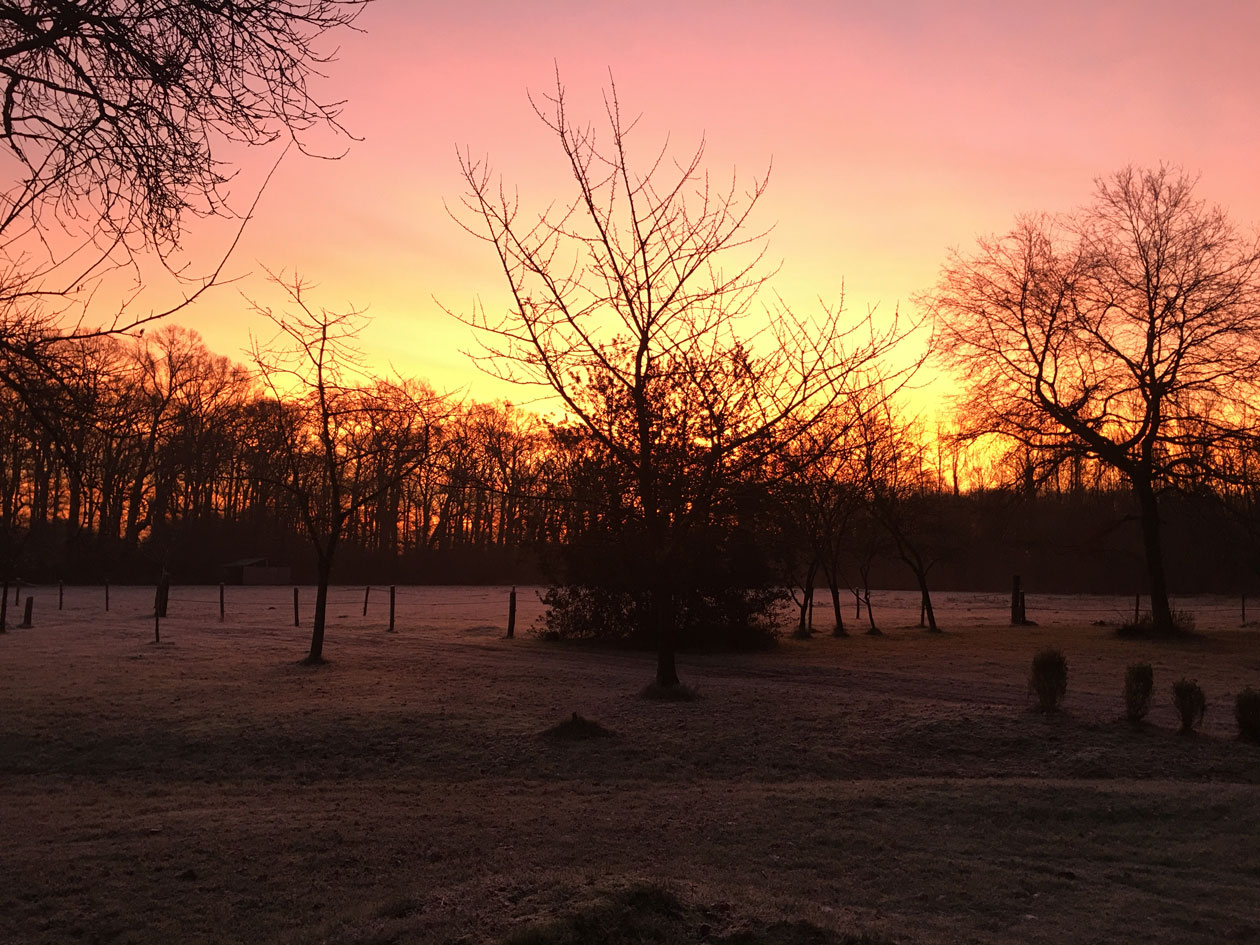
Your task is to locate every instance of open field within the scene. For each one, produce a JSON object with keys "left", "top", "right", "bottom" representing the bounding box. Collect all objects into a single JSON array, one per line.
[{"left": 2, "top": 586, "right": 1259, "bottom": 944}]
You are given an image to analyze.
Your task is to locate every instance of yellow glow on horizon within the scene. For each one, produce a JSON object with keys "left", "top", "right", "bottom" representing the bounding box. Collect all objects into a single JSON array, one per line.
[{"left": 122, "top": 1, "right": 1260, "bottom": 423}]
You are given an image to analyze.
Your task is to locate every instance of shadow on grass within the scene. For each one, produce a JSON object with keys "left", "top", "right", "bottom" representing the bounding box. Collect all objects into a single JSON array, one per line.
[{"left": 640, "top": 682, "right": 701, "bottom": 701}]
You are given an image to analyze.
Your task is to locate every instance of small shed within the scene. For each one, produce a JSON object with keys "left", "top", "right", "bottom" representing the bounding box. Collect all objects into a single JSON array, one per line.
[{"left": 222, "top": 557, "right": 292, "bottom": 586}]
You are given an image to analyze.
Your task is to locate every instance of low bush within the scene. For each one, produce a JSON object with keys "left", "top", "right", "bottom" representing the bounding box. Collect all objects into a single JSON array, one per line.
[
  {"left": 1029, "top": 648, "right": 1068, "bottom": 713},
  {"left": 1172, "top": 678, "right": 1206, "bottom": 735},
  {"left": 1116, "top": 610, "right": 1196, "bottom": 639},
  {"left": 1123, "top": 663, "right": 1154, "bottom": 722},
  {"left": 502, "top": 882, "right": 887, "bottom": 945},
  {"left": 537, "top": 527, "right": 784, "bottom": 651},
  {"left": 1235, "top": 688, "right": 1260, "bottom": 743}
]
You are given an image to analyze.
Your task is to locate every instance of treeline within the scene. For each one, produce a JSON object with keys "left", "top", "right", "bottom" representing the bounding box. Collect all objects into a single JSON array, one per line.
[
  {"left": 1, "top": 324, "right": 1257, "bottom": 595},
  {"left": 0, "top": 326, "right": 575, "bottom": 583}
]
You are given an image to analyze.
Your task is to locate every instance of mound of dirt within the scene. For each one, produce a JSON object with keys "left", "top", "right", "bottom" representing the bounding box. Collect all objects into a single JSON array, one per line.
[{"left": 541, "top": 712, "right": 615, "bottom": 740}]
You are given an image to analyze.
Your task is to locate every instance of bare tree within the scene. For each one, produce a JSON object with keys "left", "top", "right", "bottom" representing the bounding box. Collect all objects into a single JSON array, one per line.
[
  {"left": 769, "top": 401, "right": 869, "bottom": 637},
  {"left": 855, "top": 401, "right": 948, "bottom": 632},
  {"left": 250, "top": 274, "right": 445, "bottom": 663},
  {"left": 929, "top": 166, "right": 1260, "bottom": 633},
  {"left": 0, "top": 1, "right": 368, "bottom": 414},
  {"left": 453, "top": 77, "right": 902, "bottom": 688}
]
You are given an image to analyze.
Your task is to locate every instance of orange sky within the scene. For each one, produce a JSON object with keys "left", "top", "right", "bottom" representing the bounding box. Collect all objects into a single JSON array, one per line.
[{"left": 149, "top": 0, "right": 1260, "bottom": 409}]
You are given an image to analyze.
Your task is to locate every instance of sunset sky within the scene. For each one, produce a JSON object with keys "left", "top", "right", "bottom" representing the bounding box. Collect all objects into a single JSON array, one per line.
[{"left": 162, "top": 0, "right": 1260, "bottom": 406}]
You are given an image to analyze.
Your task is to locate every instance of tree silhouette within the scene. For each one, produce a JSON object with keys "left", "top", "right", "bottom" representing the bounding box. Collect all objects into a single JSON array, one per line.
[
  {"left": 929, "top": 166, "right": 1260, "bottom": 633},
  {"left": 0, "top": 0, "right": 368, "bottom": 436},
  {"left": 454, "top": 77, "right": 901, "bottom": 687},
  {"left": 250, "top": 274, "right": 445, "bottom": 663}
]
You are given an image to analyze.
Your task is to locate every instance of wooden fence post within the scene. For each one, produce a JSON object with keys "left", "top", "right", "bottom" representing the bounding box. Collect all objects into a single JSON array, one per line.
[
  {"left": 19, "top": 597, "right": 33, "bottom": 628},
  {"left": 388, "top": 585, "right": 396, "bottom": 633},
  {"left": 362, "top": 585, "right": 370, "bottom": 617},
  {"left": 105, "top": 582, "right": 110, "bottom": 612},
  {"left": 219, "top": 583, "right": 225, "bottom": 622},
  {"left": 507, "top": 586, "right": 517, "bottom": 639},
  {"left": 293, "top": 587, "right": 300, "bottom": 627},
  {"left": 59, "top": 581, "right": 64, "bottom": 611}
]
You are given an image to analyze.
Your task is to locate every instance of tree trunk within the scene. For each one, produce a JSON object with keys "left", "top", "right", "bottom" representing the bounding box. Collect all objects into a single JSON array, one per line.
[
  {"left": 653, "top": 585, "right": 679, "bottom": 688},
  {"left": 916, "top": 575, "right": 938, "bottom": 632},
  {"left": 795, "top": 560, "right": 818, "bottom": 637},
  {"left": 829, "top": 581, "right": 846, "bottom": 637},
  {"left": 1134, "top": 476, "right": 1175, "bottom": 633},
  {"left": 306, "top": 556, "right": 333, "bottom": 663},
  {"left": 655, "top": 638, "right": 679, "bottom": 688}
]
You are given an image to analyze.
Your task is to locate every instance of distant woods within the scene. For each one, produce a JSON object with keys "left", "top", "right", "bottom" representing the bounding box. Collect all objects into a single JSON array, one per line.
[
  {"left": 0, "top": 323, "right": 570, "bottom": 581},
  {"left": 0, "top": 320, "right": 1256, "bottom": 598}
]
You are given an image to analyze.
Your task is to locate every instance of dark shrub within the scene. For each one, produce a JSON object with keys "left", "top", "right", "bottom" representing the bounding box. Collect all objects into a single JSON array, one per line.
[
  {"left": 1029, "top": 648, "right": 1068, "bottom": 713},
  {"left": 1117, "top": 610, "right": 1196, "bottom": 639},
  {"left": 1172, "top": 678, "right": 1206, "bottom": 734},
  {"left": 1235, "top": 688, "right": 1260, "bottom": 743},
  {"left": 538, "top": 525, "right": 783, "bottom": 651},
  {"left": 1124, "top": 663, "right": 1154, "bottom": 722},
  {"left": 503, "top": 881, "right": 888, "bottom": 945}
]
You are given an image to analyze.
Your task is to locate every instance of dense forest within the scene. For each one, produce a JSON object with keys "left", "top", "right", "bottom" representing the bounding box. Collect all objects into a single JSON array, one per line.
[{"left": 0, "top": 322, "right": 1256, "bottom": 601}]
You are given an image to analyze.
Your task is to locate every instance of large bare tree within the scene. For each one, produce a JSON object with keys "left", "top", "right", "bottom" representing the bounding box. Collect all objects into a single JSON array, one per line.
[
  {"left": 929, "top": 166, "right": 1260, "bottom": 633},
  {"left": 454, "top": 78, "right": 901, "bottom": 688}
]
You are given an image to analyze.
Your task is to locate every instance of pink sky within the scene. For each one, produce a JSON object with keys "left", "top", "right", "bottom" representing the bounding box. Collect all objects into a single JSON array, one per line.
[{"left": 158, "top": 0, "right": 1260, "bottom": 404}]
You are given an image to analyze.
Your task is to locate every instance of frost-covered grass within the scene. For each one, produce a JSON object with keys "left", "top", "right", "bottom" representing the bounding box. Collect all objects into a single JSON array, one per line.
[{"left": 1, "top": 587, "right": 1258, "bottom": 944}]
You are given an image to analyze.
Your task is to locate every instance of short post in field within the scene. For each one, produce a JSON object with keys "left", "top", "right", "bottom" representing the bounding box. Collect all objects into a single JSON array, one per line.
[
  {"left": 507, "top": 586, "right": 517, "bottom": 638},
  {"left": 219, "top": 583, "right": 225, "bottom": 622},
  {"left": 59, "top": 581, "right": 64, "bottom": 611},
  {"left": 293, "top": 587, "right": 300, "bottom": 627},
  {"left": 388, "top": 585, "right": 396, "bottom": 633},
  {"left": 19, "top": 597, "right": 32, "bottom": 628},
  {"left": 854, "top": 588, "right": 861, "bottom": 620},
  {"left": 153, "top": 608, "right": 160, "bottom": 644},
  {"left": 105, "top": 582, "right": 110, "bottom": 612},
  {"left": 362, "top": 585, "right": 370, "bottom": 617},
  {"left": 1134, "top": 593, "right": 1140, "bottom": 624},
  {"left": 0, "top": 582, "right": 8, "bottom": 631},
  {"left": 1010, "top": 575, "right": 1021, "bottom": 625}
]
